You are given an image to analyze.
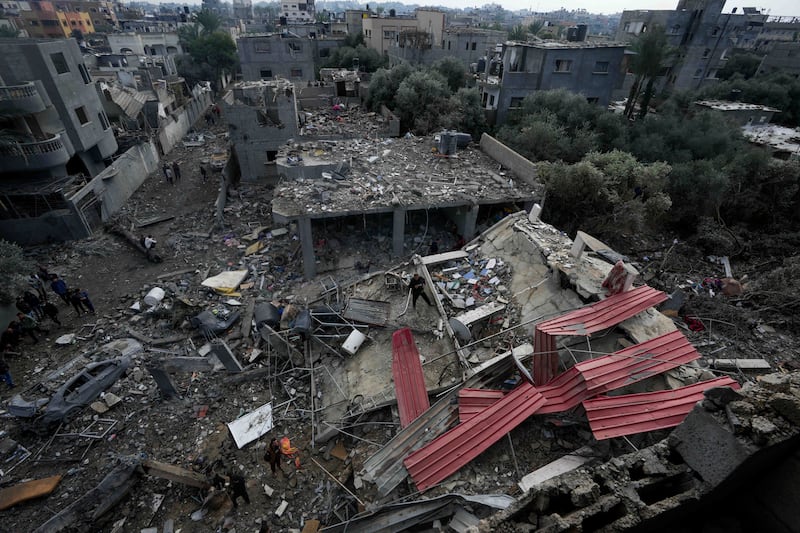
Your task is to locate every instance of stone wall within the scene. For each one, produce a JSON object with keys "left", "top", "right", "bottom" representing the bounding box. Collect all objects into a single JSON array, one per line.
[{"left": 157, "top": 85, "right": 214, "bottom": 155}]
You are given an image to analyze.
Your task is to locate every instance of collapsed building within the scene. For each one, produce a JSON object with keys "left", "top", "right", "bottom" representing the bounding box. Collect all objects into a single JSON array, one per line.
[{"left": 2, "top": 100, "right": 799, "bottom": 532}]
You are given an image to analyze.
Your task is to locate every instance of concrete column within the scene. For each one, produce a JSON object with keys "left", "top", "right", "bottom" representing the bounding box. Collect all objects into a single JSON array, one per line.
[
  {"left": 298, "top": 216, "right": 316, "bottom": 279},
  {"left": 463, "top": 205, "right": 480, "bottom": 240},
  {"left": 393, "top": 208, "right": 405, "bottom": 257}
]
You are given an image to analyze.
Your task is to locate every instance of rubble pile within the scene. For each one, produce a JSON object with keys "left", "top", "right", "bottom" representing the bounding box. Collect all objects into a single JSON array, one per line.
[
  {"left": 272, "top": 136, "right": 539, "bottom": 216},
  {"left": 483, "top": 372, "right": 800, "bottom": 533}
]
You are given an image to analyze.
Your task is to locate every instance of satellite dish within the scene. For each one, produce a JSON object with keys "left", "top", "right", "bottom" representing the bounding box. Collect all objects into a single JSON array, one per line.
[{"left": 448, "top": 318, "right": 471, "bottom": 343}]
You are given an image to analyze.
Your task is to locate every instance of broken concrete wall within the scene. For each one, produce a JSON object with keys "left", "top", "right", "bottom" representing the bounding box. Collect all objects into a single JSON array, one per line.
[
  {"left": 296, "top": 85, "right": 334, "bottom": 108},
  {"left": 225, "top": 98, "right": 299, "bottom": 183},
  {"left": 157, "top": 86, "right": 213, "bottom": 155},
  {"left": 0, "top": 205, "right": 91, "bottom": 245},
  {"left": 479, "top": 133, "right": 537, "bottom": 183},
  {"left": 483, "top": 373, "right": 800, "bottom": 533},
  {"left": 71, "top": 141, "right": 160, "bottom": 222},
  {"left": 380, "top": 104, "right": 401, "bottom": 137}
]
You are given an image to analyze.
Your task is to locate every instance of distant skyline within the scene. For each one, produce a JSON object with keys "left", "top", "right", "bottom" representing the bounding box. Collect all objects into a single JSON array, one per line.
[{"left": 153, "top": 0, "right": 799, "bottom": 17}]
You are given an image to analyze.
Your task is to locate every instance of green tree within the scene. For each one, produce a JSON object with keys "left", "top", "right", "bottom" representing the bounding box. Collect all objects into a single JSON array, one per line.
[
  {"left": 0, "top": 240, "right": 29, "bottom": 304},
  {"left": 323, "top": 44, "right": 386, "bottom": 72},
  {"left": 195, "top": 9, "right": 222, "bottom": 35},
  {"left": 177, "top": 31, "right": 237, "bottom": 91},
  {"left": 717, "top": 52, "right": 762, "bottom": 80},
  {"left": 624, "top": 25, "right": 671, "bottom": 119},
  {"left": 527, "top": 20, "right": 545, "bottom": 37},
  {"left": 0, "top": 25, "right": 20, "bottom": 38},
  {"left": 432, "top": 56, "right": 466, "bottom": 93},
  {"left": 394, "top": 70, "right": 451, "bottom": 133},
  {"left": 508, "top": 24, "right": 527, "bottom": 41},
  {"left": 441, "top": 88, "right": 488, "bottom": 138},
  {"left": 365, "top": 62, "right": 414, "bottom": 112},
  {"left": 538, "top": 151, "right": 672, "bottom": 237}
]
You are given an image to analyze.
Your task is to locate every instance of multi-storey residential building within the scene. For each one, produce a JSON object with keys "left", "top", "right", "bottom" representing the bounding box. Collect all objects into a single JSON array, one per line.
[
  {"left": 281, "top": 0, "right": 314, "bottom": 24},
  {"left": 238, "top": 33, "right": 342, "bottom": 82},
  {"left": 0, "top": 37, "right": 117, "bottom": 241},
  {"left": 362, "top": 8, "right": 444, "bottom": 57},
  {"left": 389, "top": 27, "right": 506, "bottom": 70},
  {"left": 478, "top": 40, "right": 627, "bottom": 125},
  {"left": 615, "top": 0, "right": 767, "bottom": 91},
  {"left": 107, "top": 32, "right": 182, "bottom": 75},
  {"left": 17, "top": 0, "right": 118, "bottom": 37},
  {"left": 232, "top": 0, "right": 253, "bottom": 21}
]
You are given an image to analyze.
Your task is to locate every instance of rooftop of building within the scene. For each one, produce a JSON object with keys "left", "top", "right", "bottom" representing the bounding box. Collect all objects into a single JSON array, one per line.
[
  {"left": 506, "top": 39, "right": 628, "bottom": 49},
  {"left": 695, "top": 99, "right": 782, "bottom": 113},
  {"left": 271, "top": 134, "right": 540, "bottom": 221},
  {"left": 742, "top": 123, "right": 800, "bottom": 154}
]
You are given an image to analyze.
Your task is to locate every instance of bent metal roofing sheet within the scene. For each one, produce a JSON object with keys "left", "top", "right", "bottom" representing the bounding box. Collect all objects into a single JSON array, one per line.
[
  {"left": 405, "top": 382, "right": 546, "bottom": 492},
  {"left": 392, "top": 328, "right": 431, "bottom": 428},
  {"left": 533, "top": 285, "right": 668, "bottom": 384},
  {"left": 582, "top": 377, "right": 740, "bottom": 440}
]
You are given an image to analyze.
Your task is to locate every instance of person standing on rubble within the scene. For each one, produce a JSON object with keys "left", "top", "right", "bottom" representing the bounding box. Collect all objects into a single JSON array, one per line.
[
  {"left": 67, "top": 288, "right": 87, "bottom": 315},
  {"left": 143, "top": 235, "right": 157, "bottom": 260},
  {"left": 43, "top": 301, "right": 61, "bottom": 326},
  {"left": 49, "top": 275, "right": 69, "bottom": 304},
  {"left": 172, "top": 160, "right": 181, "bottom": 182},
  {"left": 0, "top": 355, "right": 14, "bottom": 389},
  {"left": 77, "top": 288, "right": 95, "bottom": 314},
  {"left": 16, "top": 312, "right": 43, "bottom": 343},
  {"left": 199, "top": 164, "right": 207, "bottom": 183},
  {"left": 409, "top": 273, "right": 433, "bottom": 309},
  {"left": 265, "top": 438, "right": 284, "bottom": 475},
  {"left": 164, "top": 165, "right": 174, "bottom": 185}
]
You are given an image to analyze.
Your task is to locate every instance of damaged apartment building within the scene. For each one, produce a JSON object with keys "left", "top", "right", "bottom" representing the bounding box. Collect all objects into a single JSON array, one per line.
[
  {"left": 0, "top": 35, "right": 212, "bottom": 244},
  {"left": 0, "top": 37, "right": 117, "bottom": 243}
]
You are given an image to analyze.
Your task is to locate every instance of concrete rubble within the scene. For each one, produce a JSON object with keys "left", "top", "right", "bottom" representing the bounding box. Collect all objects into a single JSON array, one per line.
[{"left": 1, "top": 103, "right": 798, "bottom": 533}]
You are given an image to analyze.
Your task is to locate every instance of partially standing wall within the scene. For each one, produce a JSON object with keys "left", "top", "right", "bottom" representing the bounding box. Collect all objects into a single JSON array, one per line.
[{"left": 157, "top": 85, "right": 214, "bottom": 155}]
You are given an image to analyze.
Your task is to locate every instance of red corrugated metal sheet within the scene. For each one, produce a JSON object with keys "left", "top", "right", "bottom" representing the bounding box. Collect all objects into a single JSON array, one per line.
[
  {"left": 538, "top": 329, "right": 702, "bottom": 413},
  {"left": 582, "top": 377, "right": 740, "bottom": 439},
  {"left": 458, "top": 388, "right": 506, "bottom": 423},
  {"left": 392, "top": 328, "right": 430, "bottom": 428},
  {"left": 404, "top": 382, "right": 545, "bottom": 491},
  {"left": 532, "top": 286, "right": 668, "bottom": 384}
]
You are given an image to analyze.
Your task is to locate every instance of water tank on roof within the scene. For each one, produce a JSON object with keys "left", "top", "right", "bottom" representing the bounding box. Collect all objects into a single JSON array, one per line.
[
  {"left": 476, "top": 56, "right": 487, "bottom": 74},
  {"left": 438, "top": 131, "right": 458, "bottom": 156},
  {"left": 566, "top": 27, "right": 579, "bottom": 41},
  {"left": 576, "top": 24, "right": 588, "bottom": 41}
]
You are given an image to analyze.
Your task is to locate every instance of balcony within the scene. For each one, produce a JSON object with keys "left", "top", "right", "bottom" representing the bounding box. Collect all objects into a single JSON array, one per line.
[
  {"left": 0, "top": 133, "right": 71, "bottom": 173},
  {"left": 0, "top": 82, "right": 48, "bottom": 115}
]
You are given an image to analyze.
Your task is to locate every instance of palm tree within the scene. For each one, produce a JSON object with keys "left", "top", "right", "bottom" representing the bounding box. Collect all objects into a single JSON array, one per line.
[
  {"left": 527, "top": 20, "right": 545, "bottom": 38},
  {"left": 195, "top": 9, "right": 221, "bottom": 35},
  {"left": 508, "top": 24, "right": 527, "bottom": 42},
  {"left": 624, "top": 25, "right": 671, "bottom": 120}
]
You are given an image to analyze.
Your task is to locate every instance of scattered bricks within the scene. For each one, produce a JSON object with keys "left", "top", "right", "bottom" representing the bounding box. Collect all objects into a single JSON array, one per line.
[
  {"left": 275, "top": 500, "right": 289, "bottom": 517},
  {"left": 263, "top": 484, "right": 274, "bottom": 498}
]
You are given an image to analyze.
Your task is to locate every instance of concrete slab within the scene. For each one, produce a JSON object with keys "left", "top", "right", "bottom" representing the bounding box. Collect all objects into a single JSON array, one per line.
[
  {"left": 669, "top": 407, "right": 753, "bottom": 486},
  {"left": 518, "top": 447, "right": 594, "bottom": 493}
]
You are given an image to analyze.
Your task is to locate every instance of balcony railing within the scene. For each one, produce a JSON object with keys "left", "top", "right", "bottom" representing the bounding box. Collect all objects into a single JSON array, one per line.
[
  {"left": 0, "top": 82, "right": 47, "bottom": 114},
  {"left": 0, "top": 133, "right": 70, "bottom": 172}
]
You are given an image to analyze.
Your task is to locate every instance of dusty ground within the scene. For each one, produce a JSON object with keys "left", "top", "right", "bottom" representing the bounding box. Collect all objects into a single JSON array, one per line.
[{"left": 3, "top": 111, "right": 800, "bottom": 533}]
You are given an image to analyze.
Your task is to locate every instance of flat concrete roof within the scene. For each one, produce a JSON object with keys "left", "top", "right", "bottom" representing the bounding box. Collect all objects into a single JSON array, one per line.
[
  {"left": 742, "top": 124, "right": 800, "bottom": 154},
  {"left": 271, "top": 136, "right": 538, "bottom": 221},
  {"left": 695, "top": 100, "right": 782, "bottom": 113},
  {"left": 506, "top": 39, "right": 628, "bottom": 49}
]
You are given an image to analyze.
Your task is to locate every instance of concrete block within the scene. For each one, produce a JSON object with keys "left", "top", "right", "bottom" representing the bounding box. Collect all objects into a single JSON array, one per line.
[
  {"left": 669, "top": 407, "right": 752, "bottom": 486},
  {"left": 275, "top": 499, "right": 288, "bottom": 517},
  {"left": 146, "top": 366, "right": 179, "bottom": 399}
]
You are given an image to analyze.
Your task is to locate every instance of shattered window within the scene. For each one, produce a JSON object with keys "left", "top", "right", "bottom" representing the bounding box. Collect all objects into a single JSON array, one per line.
[
  {"left": 554, "top": 59, "right": 573, "bottom": 72},
  {"left": 50, "top": 52, "right": 70, "bottom": 74}
]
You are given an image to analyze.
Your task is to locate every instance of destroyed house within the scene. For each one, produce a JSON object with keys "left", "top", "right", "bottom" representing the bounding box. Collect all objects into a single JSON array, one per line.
[{"left": 0, "top": 37, "right": 117, "bottom": 243}]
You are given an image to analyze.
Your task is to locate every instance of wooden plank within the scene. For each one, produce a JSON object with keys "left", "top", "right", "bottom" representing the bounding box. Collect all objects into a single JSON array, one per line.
[
  {"left": 240, "top": 299, "right": 256, "bottom": 340},
  {"left": 301, "top": 519, "right": 321, "bottom": 533},
  {"left": 142, "top": 459, "right": 210, "bottom": 489},
  {"left": 0, "top": 475, "right": 62, "bottom": 511}
]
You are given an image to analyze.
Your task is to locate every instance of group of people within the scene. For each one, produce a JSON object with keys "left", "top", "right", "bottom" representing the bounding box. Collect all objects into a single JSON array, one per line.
[
  {"left": 1, "top": 268, "right": 97, "bottom": 390},
  {"left": 162, "top": 160, "right": 182, "bottom": 185}
]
